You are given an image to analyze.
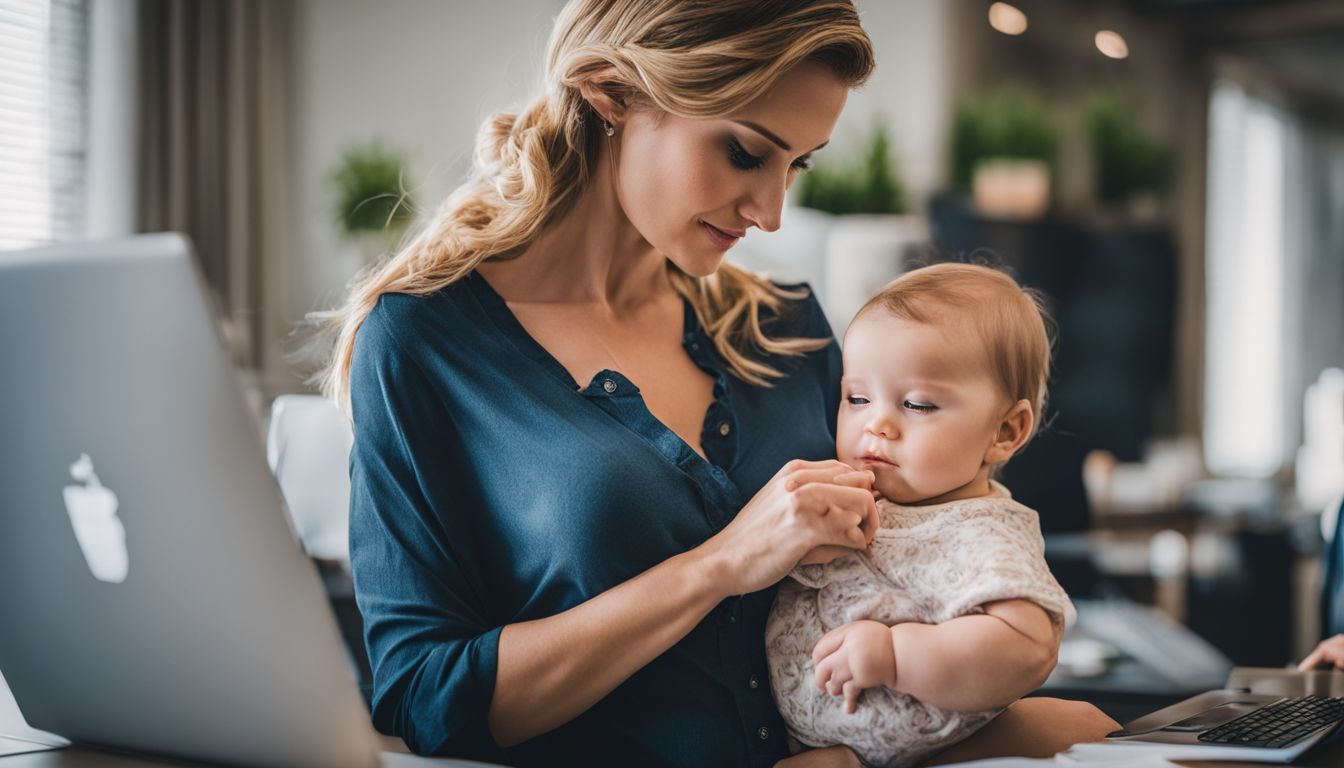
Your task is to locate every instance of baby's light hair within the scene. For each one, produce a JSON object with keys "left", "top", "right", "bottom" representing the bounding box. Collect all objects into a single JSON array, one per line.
[{"left": 855, "top": 262, "right": 1053, "bottom": 451}]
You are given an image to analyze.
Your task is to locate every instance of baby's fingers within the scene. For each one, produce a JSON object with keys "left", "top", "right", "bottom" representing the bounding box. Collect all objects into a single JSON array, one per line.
[
  {"left": 812, "top": 629, "right": 847, "bottom": 665},
  {"left": 843, "top": 681, "right": 860, "bottom": 714},
  {"left": 814, "top": 655, "right": 835, "bottom": 692}
]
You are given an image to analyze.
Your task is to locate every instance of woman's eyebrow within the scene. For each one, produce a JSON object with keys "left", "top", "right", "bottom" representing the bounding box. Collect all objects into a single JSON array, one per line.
[{"left": 732, "top": 120, "right": 829, "bottom": 154}]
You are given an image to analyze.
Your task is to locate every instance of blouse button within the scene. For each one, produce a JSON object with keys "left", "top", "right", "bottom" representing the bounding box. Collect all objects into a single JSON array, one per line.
[
  {"left": 757, "top": 726, "right": 770, "bottom": 741},
  {"left": 602, "top": 378, "right": 617, "bottom": 394},
  {"left": 717, "top": 421, "right": 731, "bottom": 437},
  {"left": 749, "top": 674, "right": 760, "bottom": 690}
]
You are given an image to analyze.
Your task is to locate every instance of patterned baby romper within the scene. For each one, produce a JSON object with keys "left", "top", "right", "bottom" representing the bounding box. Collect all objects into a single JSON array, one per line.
[{"left": 765, "top": 481, "right": 1075, "bottom": 768}]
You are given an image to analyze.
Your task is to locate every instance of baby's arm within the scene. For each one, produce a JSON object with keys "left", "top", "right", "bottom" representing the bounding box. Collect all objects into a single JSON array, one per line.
[
  {"left": 812, "top": 599, "right": 1058, "bottom": 713},
  {"left": 889, "top": 598, "right": 1059, "bottom": 711}
]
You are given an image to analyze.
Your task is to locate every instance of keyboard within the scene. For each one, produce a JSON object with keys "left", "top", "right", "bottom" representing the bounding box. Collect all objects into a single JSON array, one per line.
[{"left": 1198, "top": 696, "right": 1344, "bottom": 748}]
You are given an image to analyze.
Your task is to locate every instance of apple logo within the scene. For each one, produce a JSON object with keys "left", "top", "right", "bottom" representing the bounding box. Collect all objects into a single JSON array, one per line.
[{"left": 61, "top": 454, "right": 128, "bottom": 584}]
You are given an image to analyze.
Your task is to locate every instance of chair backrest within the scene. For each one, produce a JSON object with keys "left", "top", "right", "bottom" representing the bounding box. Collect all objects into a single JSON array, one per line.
[
  {"left": 1321, "top": 495, "right": 1344, "bottom": 638},
  {"left": 266, "top": 394, "right": 353, "bottom": 565}
]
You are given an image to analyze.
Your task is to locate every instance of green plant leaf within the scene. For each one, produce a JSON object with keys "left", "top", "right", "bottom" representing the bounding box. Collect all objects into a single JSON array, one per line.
[
  {"left": 329, "top": 142, "right": 416, "bottom": 235},
  {"left": 949, "top": 86, "right": 1059, "bottom": 190},
  {"left": 797, "top": 120, "right": 907, "bottom": 215}
]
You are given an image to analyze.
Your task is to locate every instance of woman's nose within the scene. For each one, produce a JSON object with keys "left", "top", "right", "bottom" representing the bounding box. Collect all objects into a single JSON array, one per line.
[{"left": 739, "top": 178, "right": 786, "bottom": 233}]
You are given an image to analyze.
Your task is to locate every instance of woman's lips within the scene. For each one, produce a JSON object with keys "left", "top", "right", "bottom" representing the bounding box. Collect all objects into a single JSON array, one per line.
[{"left": 700, "top": 220, "right": 741, "bottom": 249}]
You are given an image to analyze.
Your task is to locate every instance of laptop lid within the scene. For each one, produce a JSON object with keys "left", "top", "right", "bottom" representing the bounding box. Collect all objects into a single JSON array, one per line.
[{"left": 0, "top": 233, "right": 380, "bottom": 768}]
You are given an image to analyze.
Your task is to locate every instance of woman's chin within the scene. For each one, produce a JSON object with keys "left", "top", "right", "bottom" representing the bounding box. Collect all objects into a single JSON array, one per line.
[{"left": 665, "top": 249, "right": 727, "bottom": 279}]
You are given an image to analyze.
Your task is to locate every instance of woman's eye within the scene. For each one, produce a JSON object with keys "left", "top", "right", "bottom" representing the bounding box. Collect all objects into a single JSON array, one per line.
[
  {"left": 728, "top": 138, "right": 812, "bottom": 173},
  {"left": 903, "top": 400, "right": 937, "bottom": 413},
  {"left": 728, "top": 139, "right": 765, "bottom": 170},
  {"left": 846, "top": 395, "right": 870, "bottom": 406}
]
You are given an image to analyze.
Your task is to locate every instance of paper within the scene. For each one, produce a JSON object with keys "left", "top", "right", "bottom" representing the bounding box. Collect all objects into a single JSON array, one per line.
[
  {"left": 1066, "top": 739, "right": 1310, "bottom": 764},
  {"left": 0, "top": 667, "right": 67, "bottom": 749}
]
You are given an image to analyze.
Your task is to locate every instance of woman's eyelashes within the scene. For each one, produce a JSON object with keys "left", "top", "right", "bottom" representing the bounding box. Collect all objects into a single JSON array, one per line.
[{"left": 727, "top": 138, "right": 812, "bottom": 173}]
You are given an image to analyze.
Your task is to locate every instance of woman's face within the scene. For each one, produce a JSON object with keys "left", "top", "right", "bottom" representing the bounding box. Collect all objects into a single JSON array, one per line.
[{"left": 611, "top": 61, "right": 849, "bottom": 277}]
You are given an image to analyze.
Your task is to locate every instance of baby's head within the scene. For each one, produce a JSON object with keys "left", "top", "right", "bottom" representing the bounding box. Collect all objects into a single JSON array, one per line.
[{"left": 838, "top": 263, "right": 1051, "bottom": 505}]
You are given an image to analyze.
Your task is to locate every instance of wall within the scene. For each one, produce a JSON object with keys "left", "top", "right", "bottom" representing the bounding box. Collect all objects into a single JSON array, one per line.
[
  {"left": 287, "top": 0, "right": 561, "bottom": 369},
  {"left": 283, "top": 0, "right": 952, "bottom": 390}
]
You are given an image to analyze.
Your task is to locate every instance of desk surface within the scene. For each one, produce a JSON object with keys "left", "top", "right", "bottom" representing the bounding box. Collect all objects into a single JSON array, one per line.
[
  {"left": 0, "top": 743, "right": 498, "bottom": 768},
  {"left": 5, "top": 670, "right": 1344, "bottom": 767}
]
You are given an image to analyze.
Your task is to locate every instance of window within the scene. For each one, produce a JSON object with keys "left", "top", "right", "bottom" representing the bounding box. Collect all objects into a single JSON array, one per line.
[
  {"left": 1203, "top": 80, "right": 1288, "bottom": 477},
  {"left": 0, "top": 0, "right": 88, "bottom": 249}
]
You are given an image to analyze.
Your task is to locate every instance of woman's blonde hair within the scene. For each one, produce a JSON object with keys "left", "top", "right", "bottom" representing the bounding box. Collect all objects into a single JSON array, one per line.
[
  {"left": 314, "top": 0, "right": 875, "bottom": 413},
  {"left": 856, "top": 263, "right": 1054, "bottom": 446}
]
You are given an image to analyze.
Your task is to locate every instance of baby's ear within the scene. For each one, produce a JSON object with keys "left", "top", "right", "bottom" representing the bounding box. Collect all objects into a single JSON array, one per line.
[{"left": 985, "top": 399, "right": 1034, "bottom": 464}]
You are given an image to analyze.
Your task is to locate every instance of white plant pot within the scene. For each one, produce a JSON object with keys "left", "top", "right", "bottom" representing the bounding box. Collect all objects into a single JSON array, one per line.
[
  {"left": 733, "top": 205, "right": 836, "bottom": 294},
  {"left": 822, "top": 214, "right": 928, "bottom": 336},
  {"left": 338, "top": 230, "right": 399, "bottom": 282},
  {"left": 972, "top": 158, "right": 1051, "bottom": 219}
]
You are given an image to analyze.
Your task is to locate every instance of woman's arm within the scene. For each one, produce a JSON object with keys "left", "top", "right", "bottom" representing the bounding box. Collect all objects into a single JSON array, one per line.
[
  {"left": 352, "top": 309, "right": 878, "bottom": 755},
  {"left": 490, "top": 460, "right": 881, "bottom": 746}
]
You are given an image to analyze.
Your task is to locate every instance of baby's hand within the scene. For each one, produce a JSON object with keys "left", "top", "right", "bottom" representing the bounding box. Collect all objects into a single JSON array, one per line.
[{"left": 811, "top": 620, "right": 897, "bottom": 714}]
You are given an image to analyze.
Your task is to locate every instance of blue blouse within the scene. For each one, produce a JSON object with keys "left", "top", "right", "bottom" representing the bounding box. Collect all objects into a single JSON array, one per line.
[{"left": 348, "top": 270, "right": 842, "bottom": 767}]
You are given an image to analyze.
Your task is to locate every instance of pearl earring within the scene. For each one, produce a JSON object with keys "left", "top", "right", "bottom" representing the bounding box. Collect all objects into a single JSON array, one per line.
[{"left": 602, "top": 119, "right": 614, "bottom": 137}]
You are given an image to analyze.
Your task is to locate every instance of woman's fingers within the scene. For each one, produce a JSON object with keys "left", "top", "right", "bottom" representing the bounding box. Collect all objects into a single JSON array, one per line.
[
  {"left": 783, "top": 463, "right": 871, "bottom": 492},
  {"left": 1298, "top": 647, "right": 1325, "bottom": 671},
  {"left": 1298, "top": 635, "right": 1344, "bottom": 670},
  {"left": 798, "top": 544, "right": 856, "bottom": 565},
  {"left": 830, "top": 469, "right": 876, "bottom": 490}
]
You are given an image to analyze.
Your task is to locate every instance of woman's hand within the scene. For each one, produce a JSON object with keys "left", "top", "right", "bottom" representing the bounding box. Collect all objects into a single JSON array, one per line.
[
  {"left": 812, "top": 620, "right": 897, "bottom": 714},
  {"left": 774, "top": 745, "right": 862, "bottom": 768},
  {"left": 1298, "top": 634, "right": 1344, "bottom": 670},
  {"left": 698, "top": 459, "right": 879, "bottom": 596}
]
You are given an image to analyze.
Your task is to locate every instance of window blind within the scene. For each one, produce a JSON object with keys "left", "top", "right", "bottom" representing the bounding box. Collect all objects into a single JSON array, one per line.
[{"left": 0, "top": 0, "right": 87, "bottom": 250}]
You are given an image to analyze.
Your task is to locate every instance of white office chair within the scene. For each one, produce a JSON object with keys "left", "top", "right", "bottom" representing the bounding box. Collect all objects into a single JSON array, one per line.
[{"left": 266, "top": 394, "right": 354, "bottom": 568}]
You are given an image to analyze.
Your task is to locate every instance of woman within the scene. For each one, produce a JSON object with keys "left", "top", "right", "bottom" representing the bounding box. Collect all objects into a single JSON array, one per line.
[{"left": 318, "top": 2, "right": 1118, "bottom": 765}]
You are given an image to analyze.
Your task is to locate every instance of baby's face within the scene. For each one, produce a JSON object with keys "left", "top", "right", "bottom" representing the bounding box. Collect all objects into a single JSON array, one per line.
[{"left": 837, "top": 310, "right": 1010, "bottom": 505}]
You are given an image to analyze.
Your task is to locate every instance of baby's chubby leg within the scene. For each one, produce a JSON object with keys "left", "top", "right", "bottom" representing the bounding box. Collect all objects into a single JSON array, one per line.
[{"left": 921, "top": 697, "right": 1119, "bottom": 765}]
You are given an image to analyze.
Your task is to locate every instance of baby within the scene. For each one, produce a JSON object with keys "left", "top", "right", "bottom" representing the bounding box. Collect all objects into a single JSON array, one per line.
[{"left": 766, "top": 263, "right": 1075, "bottom": 768}]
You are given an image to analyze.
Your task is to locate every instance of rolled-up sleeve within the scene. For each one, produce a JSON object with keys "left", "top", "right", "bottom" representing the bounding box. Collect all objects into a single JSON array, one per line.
[{"left": 348, "top": 310, "right": 505, "bottom": 760}]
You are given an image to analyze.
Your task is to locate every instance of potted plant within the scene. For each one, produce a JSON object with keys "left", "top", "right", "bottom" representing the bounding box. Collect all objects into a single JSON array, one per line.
[
  {"left": 789, "top": 120, "right": 925, "bottom": 333},
  {"left": 1083, "top": 88, "right": 1173, "bottom": 224},
  {"left": 949, "top": 86, "right": 1058, "bottom": 218},
  {"left": 328, "top": 141, "right": 416, "bottom": 268}
]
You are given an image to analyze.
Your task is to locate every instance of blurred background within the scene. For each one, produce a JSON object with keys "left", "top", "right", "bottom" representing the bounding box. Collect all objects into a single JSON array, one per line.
[{"left": 3, "top": 0, "right": 1343, "bottom": 723}]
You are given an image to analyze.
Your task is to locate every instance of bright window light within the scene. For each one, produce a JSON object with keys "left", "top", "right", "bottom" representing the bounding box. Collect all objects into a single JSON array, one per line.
[
  {"left": 1204, "top": 82, "right": 1287, "bottom": 477},
  {"left": 988, "top": 3, "right": 1028, "bottom": 36}
]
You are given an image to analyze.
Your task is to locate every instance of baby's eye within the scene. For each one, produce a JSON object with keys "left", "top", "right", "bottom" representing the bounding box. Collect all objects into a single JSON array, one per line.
[
  {"left": 846, "top": 395, "right": 870, "bottom": 406},
  {"left": 903, "top": 400, "right": 937, "bottom": 413}
]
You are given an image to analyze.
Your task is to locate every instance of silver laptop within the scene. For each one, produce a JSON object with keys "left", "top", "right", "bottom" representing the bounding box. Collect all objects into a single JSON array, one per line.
[{"left": 0, "top": 234, "right": 483, "bottom": 768}]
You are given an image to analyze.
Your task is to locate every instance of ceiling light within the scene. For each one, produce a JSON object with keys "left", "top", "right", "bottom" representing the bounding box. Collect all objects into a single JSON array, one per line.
[
  {"left": 988, "top": 2, "right": 1028, "bottom": 36},
  {"left": 1095, "top": 30, "right": 1129, "bottom": 59}
]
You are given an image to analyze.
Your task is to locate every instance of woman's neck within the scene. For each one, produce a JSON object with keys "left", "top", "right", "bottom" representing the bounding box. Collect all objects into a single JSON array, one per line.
[{"left": 477, "top": 150, "right": 673, "bottom": 313}]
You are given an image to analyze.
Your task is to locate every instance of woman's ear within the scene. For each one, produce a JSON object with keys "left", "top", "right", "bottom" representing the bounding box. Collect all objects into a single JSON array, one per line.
[
  {"left": 577, "top": 80, "right": 628, "bottom": 130},
  {"left": 985, "top": 399, "right": 1034, "bottom": 465}
]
